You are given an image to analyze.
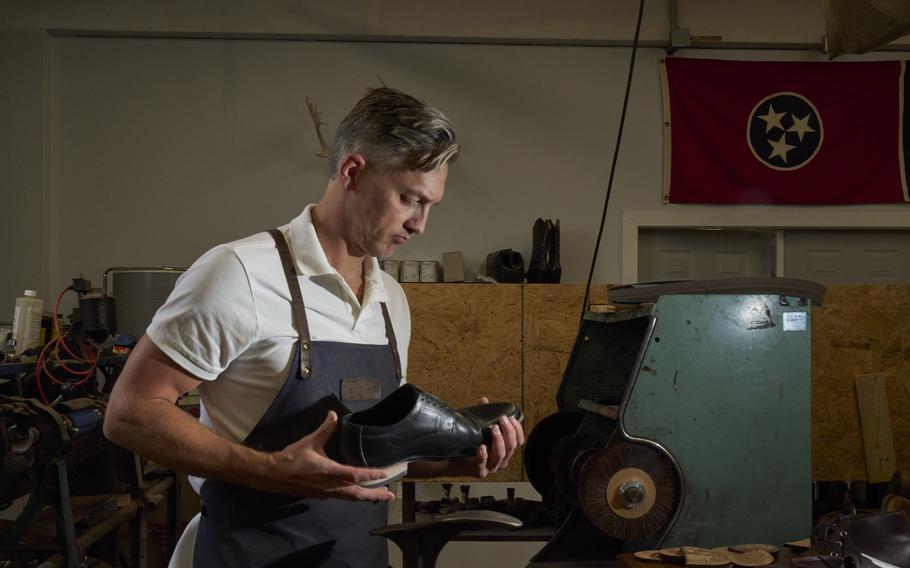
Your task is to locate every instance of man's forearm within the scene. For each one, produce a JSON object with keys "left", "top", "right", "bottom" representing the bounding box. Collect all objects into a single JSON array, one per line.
[
  {"left": 103, "top": 336, "right": 395, "bottom": 501},
  {"left": 104, "top": 397, "right": 275, "bottom": 491}
]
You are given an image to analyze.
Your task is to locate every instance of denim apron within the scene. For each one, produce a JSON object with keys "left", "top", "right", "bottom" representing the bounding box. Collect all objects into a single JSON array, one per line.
[{"left": 193, "top": 229, "right": 402, "bottom": 567}]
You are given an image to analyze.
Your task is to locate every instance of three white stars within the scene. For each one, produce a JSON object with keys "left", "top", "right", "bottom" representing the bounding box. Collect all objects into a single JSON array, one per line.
[{"left": 756, "top": 104, "right": 816, "bottom": 163}]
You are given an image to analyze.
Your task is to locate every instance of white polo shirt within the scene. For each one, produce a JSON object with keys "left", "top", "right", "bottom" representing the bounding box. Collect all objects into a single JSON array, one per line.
[{"left": 146, "top": 205, "right": 410, "bottom": 491}]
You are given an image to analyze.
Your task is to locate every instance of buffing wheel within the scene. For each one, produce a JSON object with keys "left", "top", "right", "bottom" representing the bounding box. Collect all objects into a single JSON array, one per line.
[{"left": 577, "top": 441, "right": 680, "bottom": 540}]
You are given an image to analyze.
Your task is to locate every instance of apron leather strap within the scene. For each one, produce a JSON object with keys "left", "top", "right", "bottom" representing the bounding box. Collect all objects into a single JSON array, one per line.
[
  {"left": 268, "top": 228, "right": 403, "bottom": 381},
  {"left": 268, "top": 229, "right": 312, "bottom": 379},
  {"left": 380, "top": 303, "right": 403, "bottom": 380}
]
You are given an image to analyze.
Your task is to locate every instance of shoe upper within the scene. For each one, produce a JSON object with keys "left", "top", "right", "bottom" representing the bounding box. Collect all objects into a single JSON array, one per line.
[
  {"left": 337, "top": 384, "right": 485, "bottom": 468},
  {"left": 460, "top": 403, "right": 523, "bottom": 446}
]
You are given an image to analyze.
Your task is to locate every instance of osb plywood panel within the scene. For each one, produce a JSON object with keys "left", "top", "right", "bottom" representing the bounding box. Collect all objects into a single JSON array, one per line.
[
  {"left": 523, "top": 284, "right": 612, "bottom": 437},
  {"left": 855, "top": 373, "right": 897, "bottom": 483},
  {"left": 813, "top": 285, "right": 910, "bottom": 481},
  {"left": 402, "top": 283, "right": 523, "bottom": 481}
]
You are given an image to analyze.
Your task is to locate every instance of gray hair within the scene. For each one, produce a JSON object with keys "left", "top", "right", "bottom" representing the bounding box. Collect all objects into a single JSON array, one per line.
[{"left": 330, "top": 87, "right": 459, "bottom": 177}]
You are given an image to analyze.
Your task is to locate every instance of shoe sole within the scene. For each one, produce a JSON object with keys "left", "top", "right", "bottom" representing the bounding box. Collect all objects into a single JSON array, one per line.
[
  {"left": 360, "top": 461, "right": 410, "bottom": 488},
  {"left": 357, "top": 413, "right": 525, "bottom": 488}
]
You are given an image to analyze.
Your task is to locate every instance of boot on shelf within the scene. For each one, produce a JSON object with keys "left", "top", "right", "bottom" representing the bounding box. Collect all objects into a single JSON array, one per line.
[
  {"left": 525, "top": 218, "right": 550, "bottom": 283},
  {"left": 546, "top": 219, "right": 561, "bottom": 283}
]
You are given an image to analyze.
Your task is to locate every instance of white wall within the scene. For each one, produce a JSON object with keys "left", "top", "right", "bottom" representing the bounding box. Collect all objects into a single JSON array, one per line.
[
  {"left": 46, "top": 36, "right": 672, "bottom": 300},
  {"left": 0, "top": 30, "right": 50, "bottom": 322}
]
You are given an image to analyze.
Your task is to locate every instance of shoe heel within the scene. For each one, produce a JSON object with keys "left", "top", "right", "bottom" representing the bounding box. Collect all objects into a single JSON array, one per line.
[{"left": 359, "top": 461, "right": 409, "bottom": 488}]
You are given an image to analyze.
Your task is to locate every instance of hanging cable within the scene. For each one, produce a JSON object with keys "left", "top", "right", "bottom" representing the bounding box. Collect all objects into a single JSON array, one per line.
[
  {"left": 579, "top": 0, "right": 646, "bottom": 323},
  {"left": 35, "top": 286, "right": 100, "bottom": 404}
]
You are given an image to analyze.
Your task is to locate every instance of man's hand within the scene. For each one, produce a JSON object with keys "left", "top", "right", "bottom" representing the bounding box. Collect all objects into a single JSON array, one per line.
[
  {"left": 463, "top": 396, "right": 524, "bottom": 478},
  {"left": 408, "top": 396, "right": 525, "bottom": 479},
  {"left": 266, "top": 411, "right": 395, "bottom": 502}
]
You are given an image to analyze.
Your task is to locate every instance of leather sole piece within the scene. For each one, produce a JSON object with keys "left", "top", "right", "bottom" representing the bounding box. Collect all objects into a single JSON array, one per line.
[
  {"left": 359, "top": 461, "right": 410, "bottom": 488},
  {"left": 607, "top": 277, "right": 826, "bottom": 305}
]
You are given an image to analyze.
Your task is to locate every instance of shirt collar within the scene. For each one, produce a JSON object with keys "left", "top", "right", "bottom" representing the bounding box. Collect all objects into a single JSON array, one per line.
[
  {"left": 287, "top": 204, "right": 390, "bottom": 305},
  {"left": 362, "top": 255, "right": 389, "bottom": 305}
]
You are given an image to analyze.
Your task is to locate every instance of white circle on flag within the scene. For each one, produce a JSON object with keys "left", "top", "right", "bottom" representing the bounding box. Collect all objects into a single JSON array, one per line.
[{"left": 746, "top": 91, "right": 824, "bottom": 171}]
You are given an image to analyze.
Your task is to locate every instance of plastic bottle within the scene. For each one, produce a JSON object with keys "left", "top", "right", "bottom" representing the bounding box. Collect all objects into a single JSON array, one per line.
[{"left": 12, "top": 290, "right": 44, "bottom": 355}]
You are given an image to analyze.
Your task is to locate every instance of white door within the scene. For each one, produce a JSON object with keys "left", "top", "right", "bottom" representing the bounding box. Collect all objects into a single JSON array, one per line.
[
  {"left": 783, "top": 230, "right": 910, "bottom": 284},
  {"left": 637, "top": 229, "right": 774, "bottom": 282}
]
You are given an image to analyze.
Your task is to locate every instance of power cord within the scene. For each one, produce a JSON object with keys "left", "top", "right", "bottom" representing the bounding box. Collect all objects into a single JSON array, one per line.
[{"left": 580, "top": 0, "right": 646, "bottom": 323}]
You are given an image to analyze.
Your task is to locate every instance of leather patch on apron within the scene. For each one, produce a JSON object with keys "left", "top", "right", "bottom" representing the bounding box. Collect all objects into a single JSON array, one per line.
[{"left": 340, "top": 378, "right": 383, "bottom": 401}]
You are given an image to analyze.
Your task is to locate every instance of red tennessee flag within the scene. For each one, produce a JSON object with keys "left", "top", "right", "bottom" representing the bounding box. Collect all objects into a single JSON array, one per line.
[{"left": 662, "top": 57, "right": 910, "bottom": 204}]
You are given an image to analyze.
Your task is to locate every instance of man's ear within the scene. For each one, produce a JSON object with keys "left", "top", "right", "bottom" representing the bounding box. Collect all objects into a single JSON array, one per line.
[{"left": 338, "top": 154, "right": 367, "bottom": 190}]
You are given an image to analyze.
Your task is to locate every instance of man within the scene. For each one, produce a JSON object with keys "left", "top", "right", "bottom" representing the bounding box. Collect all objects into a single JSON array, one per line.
[{"left": 103, "top": 87, "right": 524, "bottom": 567}]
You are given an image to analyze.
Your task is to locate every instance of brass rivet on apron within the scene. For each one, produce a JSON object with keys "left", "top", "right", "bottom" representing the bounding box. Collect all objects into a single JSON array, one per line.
[
  {"left": 303, "top": 367, "right": 311, "bottom": 375},
  {"left": 302, "top": 342, "right": 310, "bottom": 350}
]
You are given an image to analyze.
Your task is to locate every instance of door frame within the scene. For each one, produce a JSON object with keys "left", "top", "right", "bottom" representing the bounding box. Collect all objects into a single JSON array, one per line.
[{"left": 623, "top": 209, "right": 910, "bottom": 283}]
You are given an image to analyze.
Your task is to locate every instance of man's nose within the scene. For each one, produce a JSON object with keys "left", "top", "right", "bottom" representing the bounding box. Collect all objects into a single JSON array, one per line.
[{"left": 405, "top": 208, "right": 429, "bottom": 235}]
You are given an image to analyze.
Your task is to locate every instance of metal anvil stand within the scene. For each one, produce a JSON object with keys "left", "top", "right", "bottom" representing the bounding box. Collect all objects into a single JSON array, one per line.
[{"left": 372, "top": 510, "right": 523, "bottom": 568}]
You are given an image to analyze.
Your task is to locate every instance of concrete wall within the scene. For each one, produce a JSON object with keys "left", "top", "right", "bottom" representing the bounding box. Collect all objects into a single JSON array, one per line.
[
  {"left": 2, "top": 0, "right": 908, "bottom": 323},
  {"left": 0, "top": 30, "right": 50, "bottom": 323}
]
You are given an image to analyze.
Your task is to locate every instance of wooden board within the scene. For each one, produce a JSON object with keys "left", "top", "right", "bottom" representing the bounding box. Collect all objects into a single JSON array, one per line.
[
  {"left": 812, "top": 285, "right": 910, "bottom": 480},
  {"left": 402, "top": 283, "right": 523, "bottom": 481},
  {"left": 855, "top": 372, "right": 898, "bottom": 483},
  {"left": 522, "top": 284, "right": 611, "bottom": 439}
]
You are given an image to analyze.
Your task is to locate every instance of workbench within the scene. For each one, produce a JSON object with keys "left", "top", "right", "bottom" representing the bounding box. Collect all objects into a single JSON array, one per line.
[
  {"left": 524, "top": 548, "right": 798, "bottom": 567},
  {"left": 615, "top": 548, "right": 797, "bottom": 567}
]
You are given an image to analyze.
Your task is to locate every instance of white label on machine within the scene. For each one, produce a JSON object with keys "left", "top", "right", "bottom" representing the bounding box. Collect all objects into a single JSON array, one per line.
[{"left": 783, "top": 311, "right": 807, "bottom": 331}]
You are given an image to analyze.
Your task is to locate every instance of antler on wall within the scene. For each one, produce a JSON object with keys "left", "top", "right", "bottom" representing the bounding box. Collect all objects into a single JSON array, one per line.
[{"left": 306, "top": 97, "right": 332, "bottom": 159}]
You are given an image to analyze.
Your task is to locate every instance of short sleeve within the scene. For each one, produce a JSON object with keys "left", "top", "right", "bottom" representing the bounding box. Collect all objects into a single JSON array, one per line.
[{"left": 146, "top": 245, "right": 259, "bottom": 380}]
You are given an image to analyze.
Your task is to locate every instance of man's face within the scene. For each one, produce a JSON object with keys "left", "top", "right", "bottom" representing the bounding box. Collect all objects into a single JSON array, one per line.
[{"left": 346, "top": 162, "right": 448, "bottom": 258}]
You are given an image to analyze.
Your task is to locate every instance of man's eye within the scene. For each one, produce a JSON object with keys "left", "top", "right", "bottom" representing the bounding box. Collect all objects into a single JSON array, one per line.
[{"left": 401, "top": 195, "right": 418, "bottom": 206}]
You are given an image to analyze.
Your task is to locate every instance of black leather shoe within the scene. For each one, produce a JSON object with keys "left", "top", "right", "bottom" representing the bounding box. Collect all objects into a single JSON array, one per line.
[
  {"left": 459, "top": 402, "right": 523, "bottom": 446},
  {"left": 337, "top": 384, "right": 522, "bottom": 487},
  {"left": 546, "top": 219, "right": 561, "bottom": 283},
  {"left": 525, "top": 218, "right": 550, "bottom": 283},
  {"left": 486, "top": 249, "right": 525, "bottom": 283}
]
